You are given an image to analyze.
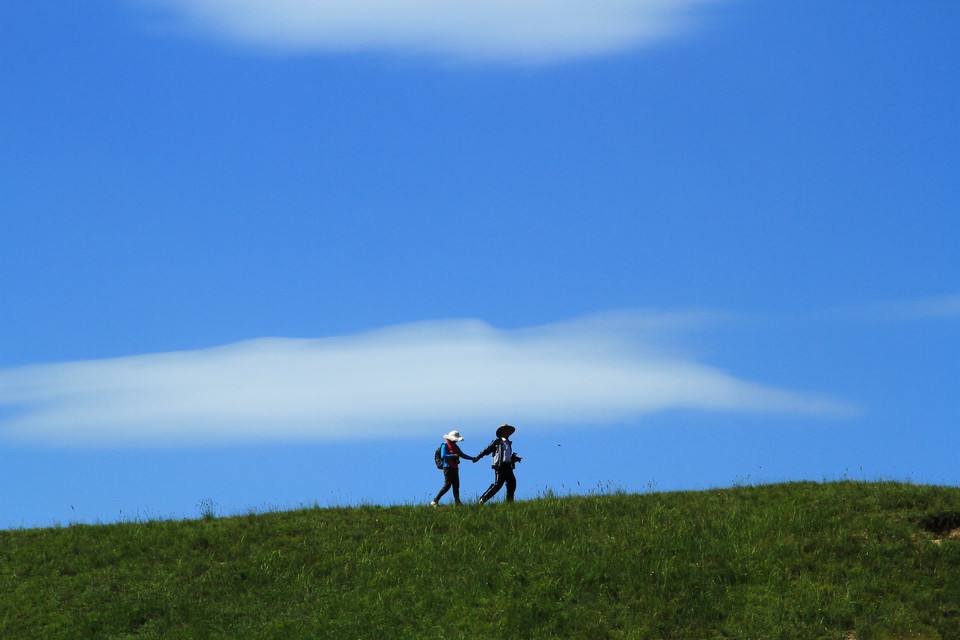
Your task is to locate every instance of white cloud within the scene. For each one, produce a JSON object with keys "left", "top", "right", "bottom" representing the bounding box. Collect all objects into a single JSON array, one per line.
[
  {"left": 0, "top": 313, "right": 849, "bottom": 446},
  {"left": 139, "top": 0, "right": 714, "bottom": 62}
]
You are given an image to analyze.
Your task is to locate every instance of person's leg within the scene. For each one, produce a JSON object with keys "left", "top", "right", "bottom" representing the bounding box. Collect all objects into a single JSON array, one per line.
[
  {"left": 451, "top": 468, "right": 462, "bottom": 504},
  {"left": 433, "top": 469, "right": 453, "bottom": 504},
  {"left": 505, "top": 466, "right": 517, "bottom": 502},
  {"left": 479, "top": 466, "right": 505, "bottom": 503}
]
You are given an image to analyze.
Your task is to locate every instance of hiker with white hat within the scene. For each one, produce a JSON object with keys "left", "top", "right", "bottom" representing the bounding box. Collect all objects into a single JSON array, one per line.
[
  {"left": 431, "top": 430, "right": 478, "bottom": 506},
  {"left": 476, "top": 423, "right": 522, "bottom": 504}
]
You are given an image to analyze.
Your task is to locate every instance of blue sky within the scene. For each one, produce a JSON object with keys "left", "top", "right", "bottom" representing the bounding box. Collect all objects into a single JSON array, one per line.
[{"left": 1, "top": 0, "right": 958, "bottom": 528}]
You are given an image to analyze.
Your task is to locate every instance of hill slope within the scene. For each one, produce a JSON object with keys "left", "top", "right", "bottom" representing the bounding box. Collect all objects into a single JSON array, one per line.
[{"left": 2, "top": 482, "right": 960, "bottom": 639}]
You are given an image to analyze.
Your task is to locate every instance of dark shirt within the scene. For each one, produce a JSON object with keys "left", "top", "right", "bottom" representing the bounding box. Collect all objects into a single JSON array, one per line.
[{"left": 476, "top": 438, "right": 520, "bottom": 468}]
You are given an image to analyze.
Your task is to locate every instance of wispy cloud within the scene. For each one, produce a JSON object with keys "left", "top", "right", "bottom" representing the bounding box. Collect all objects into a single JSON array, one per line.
[
  {"left": 836, "top": 293, "right": 960, "bottom": 322},
  {"left": 0, "top": 313, "right": 848, "bottom": 447},
  {"left": 897, "top": 294, "right": 960, "bottom": 319},
  {"left": 138, "top": 0, "right": 715, "bottom": 63}
]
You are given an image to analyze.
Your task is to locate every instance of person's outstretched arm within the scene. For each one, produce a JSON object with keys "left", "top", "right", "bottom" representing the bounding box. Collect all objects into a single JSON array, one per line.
[
  {"left": 455, "top": 443, "right": 476, "bottom": 461},
  {"left": 475, "top": 439, "right": 498, "bottom": 461}
]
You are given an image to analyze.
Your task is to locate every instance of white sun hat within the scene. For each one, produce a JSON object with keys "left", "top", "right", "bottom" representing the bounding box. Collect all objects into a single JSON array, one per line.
[{"left": 443, "top": 430, "right": 464, "bottom": 442}]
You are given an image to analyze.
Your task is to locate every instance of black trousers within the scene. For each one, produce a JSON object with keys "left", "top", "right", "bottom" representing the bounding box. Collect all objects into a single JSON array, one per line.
[
  {"left": 434, "top": 468, "right": 461, "bottom": 504},
  {"left": 480, "top": 465, "right": 516, "bottom": 503}
]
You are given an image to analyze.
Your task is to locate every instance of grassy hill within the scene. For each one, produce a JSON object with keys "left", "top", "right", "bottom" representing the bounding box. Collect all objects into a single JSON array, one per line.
[{"left": 2, "top": 482, "right": 960, "bottom": 639}]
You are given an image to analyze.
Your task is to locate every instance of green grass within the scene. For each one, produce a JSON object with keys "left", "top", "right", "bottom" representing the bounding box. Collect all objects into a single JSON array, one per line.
[{"left": 2, "top": 481, "right": 960, "bottom": 639}]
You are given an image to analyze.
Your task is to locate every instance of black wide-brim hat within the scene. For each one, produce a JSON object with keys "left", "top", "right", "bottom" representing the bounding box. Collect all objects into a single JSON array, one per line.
[{"left": 496, "top": 423, "right": 516, "bottom": 438}]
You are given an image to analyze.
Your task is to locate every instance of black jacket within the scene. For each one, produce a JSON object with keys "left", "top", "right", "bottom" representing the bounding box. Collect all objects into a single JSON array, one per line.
[{"left": 476, "top": 438, "right": 520, "bottom": 469}]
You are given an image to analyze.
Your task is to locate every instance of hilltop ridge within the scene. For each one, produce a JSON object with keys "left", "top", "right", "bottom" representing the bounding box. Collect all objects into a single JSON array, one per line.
[{"left": 2, "top": 481, "right": 960, "bottom": 639}]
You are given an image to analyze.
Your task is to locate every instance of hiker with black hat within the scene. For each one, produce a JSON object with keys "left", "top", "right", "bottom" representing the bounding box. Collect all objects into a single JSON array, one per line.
[
  {"left": 431, "top": 430, "right": 478, "bottom": 507},
  {"left": 476, "top": 423, "right": 522, "bottom": 504}
]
